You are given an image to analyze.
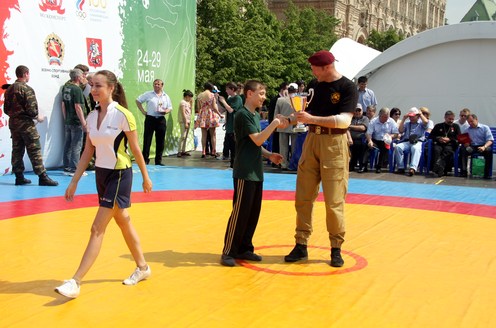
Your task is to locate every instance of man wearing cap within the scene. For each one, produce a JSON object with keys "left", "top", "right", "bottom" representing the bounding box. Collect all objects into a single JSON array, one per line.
[
  {"left": 284, "top": 50, "right": 358, "bottom": 267},
  {"left": 347, "top": 103, "right": 369, "bottom": 172},
  {"left": 393, "top": 107, "right": 428, "bottom": 176},
  {"left": 136, "top": 79, "right": 173, "bottom": 166},
  {"left": 274, "top": 83, "right": 298, "bottom": 170}
]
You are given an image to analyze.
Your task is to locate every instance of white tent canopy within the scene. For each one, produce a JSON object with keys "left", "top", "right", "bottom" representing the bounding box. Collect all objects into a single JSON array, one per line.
[
  {"left": 355, "top": 21, "right": 496, "bottom": 127},
  {"left": 330, "top": 38, "right": 381, "bottom": 80}
]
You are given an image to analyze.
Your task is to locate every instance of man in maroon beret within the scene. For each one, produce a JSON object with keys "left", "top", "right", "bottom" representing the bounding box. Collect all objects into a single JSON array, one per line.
[
  {"left": 307, "top": 50, "right": 336, "bottom": 66},
  {"left": 284, "top": 50, "right": 358, "bottom": 267}
]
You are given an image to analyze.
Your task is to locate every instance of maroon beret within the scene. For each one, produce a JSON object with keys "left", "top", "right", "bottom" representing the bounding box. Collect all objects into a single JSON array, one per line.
[{"left": 308, "top": 50, "right": 336, "bottom": 66}]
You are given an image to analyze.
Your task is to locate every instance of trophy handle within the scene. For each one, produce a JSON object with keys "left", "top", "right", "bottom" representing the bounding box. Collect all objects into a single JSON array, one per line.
[{"left": 307, "top": 88, "right": 314, "bottom": 107}]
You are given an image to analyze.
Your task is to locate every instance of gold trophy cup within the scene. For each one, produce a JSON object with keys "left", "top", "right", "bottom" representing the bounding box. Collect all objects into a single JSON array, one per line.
[{"left": 290, "top": 89, "right": 314, "bottom": 132}]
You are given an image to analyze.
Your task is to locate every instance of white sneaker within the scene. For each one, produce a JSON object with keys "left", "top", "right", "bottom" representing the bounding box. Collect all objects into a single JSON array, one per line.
[
  {"left": 122, "top": 266, "right": 151, "bottom": 285},
  {"left": 55, "top": 279, "right": 80, "bottom": 298}
]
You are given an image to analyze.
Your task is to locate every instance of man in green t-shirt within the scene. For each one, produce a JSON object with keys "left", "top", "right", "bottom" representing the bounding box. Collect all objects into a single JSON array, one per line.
[
  {"left": 61, "top": 69, "right": 86, "bottom": 174},
  {"left": 220, "top": 80, "right": 286, "bottom": 267},
  {"left": 219, "top": 82, "right": 243, "bottom": 168}
]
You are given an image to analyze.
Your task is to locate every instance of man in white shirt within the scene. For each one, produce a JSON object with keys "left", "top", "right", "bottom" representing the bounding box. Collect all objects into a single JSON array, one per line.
[{"left": 136, "top": 79, "right": 173, "bottom": 166}]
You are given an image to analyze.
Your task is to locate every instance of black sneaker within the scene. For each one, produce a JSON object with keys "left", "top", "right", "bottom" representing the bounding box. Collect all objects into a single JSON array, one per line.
[
  {"left": 220, "top": 254, "right": 236, "bottom": 267},
  {"left": 284, "top": 244, "right": 308, "bottom": 262},
  {"left": 330, "top": 248, "right": 344, "bottom": 267},
  {"left": 236, "top": 251, "right": 262, "bottom": 261}
]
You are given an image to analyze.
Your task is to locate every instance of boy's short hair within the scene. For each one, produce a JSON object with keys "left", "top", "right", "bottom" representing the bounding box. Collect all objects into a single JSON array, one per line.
[{"left": 243, "top": 80, "right": 265, "bottom": 95}]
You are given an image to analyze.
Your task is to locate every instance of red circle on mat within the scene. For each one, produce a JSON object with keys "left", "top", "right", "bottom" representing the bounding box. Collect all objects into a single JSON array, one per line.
[{"left": 237, "top": 244, "right": 368, "bottom": 276}]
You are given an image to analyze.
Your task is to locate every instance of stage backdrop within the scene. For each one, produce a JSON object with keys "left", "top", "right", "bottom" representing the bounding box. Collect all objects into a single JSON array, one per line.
[{"left": 0, "top": 0, "right": 196, "bottom": 174}]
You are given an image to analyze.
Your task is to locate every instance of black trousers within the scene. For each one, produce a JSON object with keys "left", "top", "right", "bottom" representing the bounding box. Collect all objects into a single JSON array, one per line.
[
  {"left": 224, "top": 132, "right": 236, "bottom": 167},
  {"left": 142, "top": 115, "right": 166, "bottom": 164},
  {"left": 271, "top": 131, "right": 279, "bottom": 153},
  {"left": 350, "top": 139, "right": 367, "bottom": 169},
  {"left": 460, "top": 145, "right": 493, "bottom": 177},
  {"left": 222, "top": 179, "right": 263, "bottom": 257},
  {"left": 371, "top": 139, "right": 389, "bottom": 169},
  {"left": 432, "top": 143, "right": 455, "bottom": 174}
]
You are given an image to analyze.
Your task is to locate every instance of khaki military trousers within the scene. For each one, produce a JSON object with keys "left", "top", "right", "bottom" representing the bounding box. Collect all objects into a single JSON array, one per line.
[{"left": 294, "top": 132, "right": 349, "bottom": 248}]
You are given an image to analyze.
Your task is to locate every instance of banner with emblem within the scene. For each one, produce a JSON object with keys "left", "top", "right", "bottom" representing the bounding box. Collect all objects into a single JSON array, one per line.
[{"left": 0, "top": 0, "right": 196, "bottom": 174}]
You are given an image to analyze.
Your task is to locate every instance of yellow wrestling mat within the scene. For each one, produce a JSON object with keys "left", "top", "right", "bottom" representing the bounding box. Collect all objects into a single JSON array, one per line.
[{"left": 1, "top": 199, "right": 496, "bottom": 327}]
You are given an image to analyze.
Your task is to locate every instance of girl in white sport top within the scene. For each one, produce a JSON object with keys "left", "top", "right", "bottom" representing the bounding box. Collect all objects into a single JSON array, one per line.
[{"left": 55, "top": 70, "right": 153, "bottom": 298}]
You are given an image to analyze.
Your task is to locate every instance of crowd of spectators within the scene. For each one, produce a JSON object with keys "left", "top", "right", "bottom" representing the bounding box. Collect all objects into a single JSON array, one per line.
[
  {"left": 5, "top": 65, "right": 493, "bottom": 183},
  {"left": 345, "top": 77, "right": 494, "bottom": 179},
  {"left": 204, "top": 75, "right": 494, "bottom": 181}
]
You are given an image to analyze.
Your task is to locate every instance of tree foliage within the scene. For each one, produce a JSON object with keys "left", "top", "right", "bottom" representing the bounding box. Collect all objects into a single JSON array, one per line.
[
  {"left": 366, "top": 28, "right": 405, "bottom": 52},
  {"left": 196, "top": 0, "right": 339, "bottom": 97},
  {"left": 279, "top": 2, "right": 339, "bottom": 85}
]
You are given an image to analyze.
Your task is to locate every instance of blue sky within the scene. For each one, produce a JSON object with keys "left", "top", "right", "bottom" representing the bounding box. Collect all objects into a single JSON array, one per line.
[{"left": 445, "top": 0, "right": 475, "bottom": 24}]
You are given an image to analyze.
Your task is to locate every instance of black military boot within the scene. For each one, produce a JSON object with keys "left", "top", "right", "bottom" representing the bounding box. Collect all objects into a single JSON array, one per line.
[
  {"left": 330, "top": 247, "right": 344, "bottom": 267},
  {"left": 15, "top": 173, "right": 32, "bottom": 186},
  {"left": 284, "top": 243, "right": 308, "bottom": 262},
  {"left": 38, "top": 172, "right": 59, "bottom": 186}
]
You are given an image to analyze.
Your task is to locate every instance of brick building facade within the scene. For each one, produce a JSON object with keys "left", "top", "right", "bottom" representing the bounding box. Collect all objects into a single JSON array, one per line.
[{"left": 267, "top": 0, "right": 446, "bottom": 43}]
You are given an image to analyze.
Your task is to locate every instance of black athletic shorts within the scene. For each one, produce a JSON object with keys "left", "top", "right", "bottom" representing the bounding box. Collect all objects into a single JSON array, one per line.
[{"left": 95, "top": 167, "right": 133, "bottom": 209}]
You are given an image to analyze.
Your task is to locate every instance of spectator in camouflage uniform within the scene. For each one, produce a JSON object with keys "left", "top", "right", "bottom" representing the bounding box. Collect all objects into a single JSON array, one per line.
[{"left": 3, "top": 65, "right": 58, "bottom": 186}]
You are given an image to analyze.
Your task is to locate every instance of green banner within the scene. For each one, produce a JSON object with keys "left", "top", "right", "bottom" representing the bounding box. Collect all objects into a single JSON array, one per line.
[{"left": 119, "top": 0, "right": 196, "bottom": 156}]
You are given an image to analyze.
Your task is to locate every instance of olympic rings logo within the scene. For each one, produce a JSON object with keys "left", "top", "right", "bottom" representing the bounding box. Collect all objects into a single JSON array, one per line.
[{"left": 76, "top": 10, "right": 87, "bottom": 19}]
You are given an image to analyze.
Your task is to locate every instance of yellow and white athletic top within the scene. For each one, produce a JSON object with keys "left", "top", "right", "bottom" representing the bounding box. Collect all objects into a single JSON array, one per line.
[{"left": 87, "top": 101, "right": 136, "bottom": 170}]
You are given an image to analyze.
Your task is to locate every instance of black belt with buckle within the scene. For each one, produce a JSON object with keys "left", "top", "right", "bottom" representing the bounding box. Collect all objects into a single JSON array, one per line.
[{"left": 308, "top": 125, "right": 347, "bottom": 135}]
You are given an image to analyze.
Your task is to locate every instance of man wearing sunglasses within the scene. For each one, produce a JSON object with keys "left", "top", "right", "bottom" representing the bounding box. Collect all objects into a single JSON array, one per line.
[{"left": 454, "top": 108, "right": 470, "bottom": 134}]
